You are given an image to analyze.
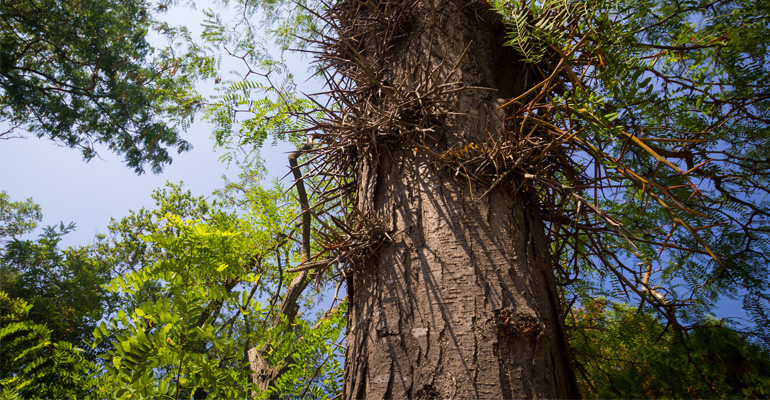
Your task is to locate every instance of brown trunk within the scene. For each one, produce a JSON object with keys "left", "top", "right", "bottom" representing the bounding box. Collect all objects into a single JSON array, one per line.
[{"left": 340, "top": 0, "right": 579, "bottom": 398}]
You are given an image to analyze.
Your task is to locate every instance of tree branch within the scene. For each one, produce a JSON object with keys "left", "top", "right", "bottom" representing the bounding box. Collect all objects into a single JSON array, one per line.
[{"left": 248, "top": 143, "right": 314, "bottom": 397}]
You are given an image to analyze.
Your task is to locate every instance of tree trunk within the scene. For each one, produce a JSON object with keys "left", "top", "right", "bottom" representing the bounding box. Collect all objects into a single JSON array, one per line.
[{"left": 338, "top": 0, "right": 579, "bottom": 398}]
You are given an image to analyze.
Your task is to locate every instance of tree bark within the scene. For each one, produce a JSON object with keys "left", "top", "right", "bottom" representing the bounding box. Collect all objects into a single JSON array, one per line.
[{"left": 340, "top": 0, "right": 579, "bottom": 398}]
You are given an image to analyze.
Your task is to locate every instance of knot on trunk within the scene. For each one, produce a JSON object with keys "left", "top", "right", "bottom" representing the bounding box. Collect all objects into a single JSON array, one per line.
[
  {"left": 494, "top": 308, "right": 540, "bottom": 337},
  {"left": 414, "top": 384, "right": 441, "bottom": 400}
]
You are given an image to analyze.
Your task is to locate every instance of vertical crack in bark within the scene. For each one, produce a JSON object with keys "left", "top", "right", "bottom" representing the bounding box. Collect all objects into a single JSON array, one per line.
[
  {"left": 384, "top": 354, "right": 395, "bottom": 399},
  {"left": 472, "top": 301, "right": 482, "bottom": 400},
  {"left": 543, "top": 269, "right": 581, "bottom": 396},
  {"left": 357, "top": 353, "right": 368, "bottom": 400}
]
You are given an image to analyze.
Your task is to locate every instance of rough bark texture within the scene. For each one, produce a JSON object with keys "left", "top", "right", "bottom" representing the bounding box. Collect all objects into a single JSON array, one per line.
[{"left": 341, "top": 0, "right": 579, "bottom": 398}]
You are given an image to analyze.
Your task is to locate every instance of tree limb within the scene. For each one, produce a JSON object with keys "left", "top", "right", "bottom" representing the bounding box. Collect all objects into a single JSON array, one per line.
[{"left": 248, "top": 144, "right": 314, "bottom": 397}]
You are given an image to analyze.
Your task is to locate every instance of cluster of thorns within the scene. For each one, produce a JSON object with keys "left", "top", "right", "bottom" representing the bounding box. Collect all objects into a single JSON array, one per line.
[{"left": 279, "top": 0, "right": 720, "bottom": 329}]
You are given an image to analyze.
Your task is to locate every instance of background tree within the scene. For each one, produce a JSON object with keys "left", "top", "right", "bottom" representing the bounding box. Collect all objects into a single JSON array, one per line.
[
  {"left": 0, "top": 0, "right": 215, "bottom": 173},
  {"left": 1, "top": 223, "right": 117, "bottom": 354},
  {"left": 0, "top": 193, "right": 106, "bottom": 398},
  {"left": 0, "top": 193, "right": 115, "bottom": 351},
  {"left": 0, "top": 193, "right": 41, "bottom": 238},
  {"left": 1, "top": 180, "right": 346, "bottom": 399},
  {"left": 571, "top": 300, "right": 770, "bottom": 398}
]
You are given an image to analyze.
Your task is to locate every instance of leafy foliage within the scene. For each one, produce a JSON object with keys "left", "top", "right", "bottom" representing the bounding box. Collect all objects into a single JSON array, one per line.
[
  {"left": 1, "top": 223, "right": 117, "bottom": 356},
  {"left": 571, "top": 300, "right": 770, "bottom": 398},
  {"left": 0, "top": 194, "right": 114, "bottom": 397},
  {"left": 205, "top": 77, "right": 314, "bottom": 161},
  {"left": 93, "top": 214, "right": 259, "bottom": 398},
  {"left": 197, "top": 0, "right": 323, "bottom": 168},
  {"left": 0, "top": 292, "right": 98, "bottom": 399},
  {"left": 490, "top": 0, "right": 770, "bottom": 347},
  {"left": 0, "top": 0, "right": 215, "bottom": 173},
  {"left": 0, "top": 194, "right": 113, "bottom": 351},
  {"left": 84, "top": 182, "right": 344, "bottom": 399},
  {"left": 0, "top": 192, "right": 41, "bottom": 238},
  {"left": 1, "top": 183, "right": 345, "bottom": 399}
]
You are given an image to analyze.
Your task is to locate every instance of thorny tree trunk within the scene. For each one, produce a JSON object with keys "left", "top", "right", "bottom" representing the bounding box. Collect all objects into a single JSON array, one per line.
[{"left": 341, "top": 0, "right": 579, "bottom": 398}]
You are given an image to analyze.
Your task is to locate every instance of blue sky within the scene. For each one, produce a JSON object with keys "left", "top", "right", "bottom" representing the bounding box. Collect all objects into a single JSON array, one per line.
[{"left": 0, "top": 121, "right": 292, "bottom": 246}]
